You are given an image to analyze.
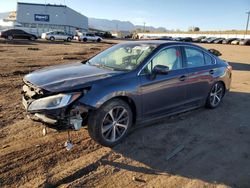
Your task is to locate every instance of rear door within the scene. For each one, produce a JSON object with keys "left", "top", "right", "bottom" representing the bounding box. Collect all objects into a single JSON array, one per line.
[
  {"left": 139, "top": 46, "right": 188, "bottom": 117},
  {"left": 182, "top": 46, "right": 216, "bottom": 104}
]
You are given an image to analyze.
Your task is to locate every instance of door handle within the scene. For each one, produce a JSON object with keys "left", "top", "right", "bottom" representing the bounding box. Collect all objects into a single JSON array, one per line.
[
  {"left": 179, "top": 75, "right": 187, "bottom": 81},
  {"left": 209, "top": 69, "right": 214, "bottom": 75}
]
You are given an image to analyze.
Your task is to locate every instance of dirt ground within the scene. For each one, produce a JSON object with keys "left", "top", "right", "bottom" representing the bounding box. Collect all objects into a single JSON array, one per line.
[{"left": 0, "top": 39, "right": 250, "bottom": 188}]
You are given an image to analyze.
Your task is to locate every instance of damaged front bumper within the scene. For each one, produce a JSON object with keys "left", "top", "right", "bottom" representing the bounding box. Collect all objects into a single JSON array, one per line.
[{"left": 21, "top": 82, "right": 91, "bottom": 130}]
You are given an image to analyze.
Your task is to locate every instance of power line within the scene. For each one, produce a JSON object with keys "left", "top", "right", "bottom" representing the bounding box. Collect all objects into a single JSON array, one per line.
[{"left": 245, "top": 11, "right": 250, "bottom": 38}]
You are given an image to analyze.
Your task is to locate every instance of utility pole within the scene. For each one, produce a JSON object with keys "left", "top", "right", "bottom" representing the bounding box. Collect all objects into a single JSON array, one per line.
[
  {"left": 143, "top": 22, "right": 146, "bottom": 33},
  {"left": 245, "top": 11, "right": 250, "bottom": 38}
]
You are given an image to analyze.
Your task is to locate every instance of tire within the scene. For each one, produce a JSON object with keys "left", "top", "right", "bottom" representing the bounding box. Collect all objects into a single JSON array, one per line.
[
  {"left": 83, "top": 38, "right": 87, "bottom": 42},
  {"left": 67, "top": 37, "right": 72, "bottom": 42},
  {"left": 88, "top": 99, "right": 132, "bottom": 147},
  {"left": 97, "top": 38, "right": 101, "bottom": 42},
  {"left": 7, "top": 35, "right": 14, "bottom": 41},
  {"left": 206, "top": 82, "right": 225, "bottom": 109},
  {"left": 29, "top": 36, "right": 36, "bottom": 41},
  {"left": 50, "top": 36, "right": 55, "bottom": 41}
]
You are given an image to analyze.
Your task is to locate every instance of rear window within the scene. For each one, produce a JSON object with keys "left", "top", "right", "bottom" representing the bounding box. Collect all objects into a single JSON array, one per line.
[
  {"left": 204, "top": 53, "right": 215, "bottom": 65},
  {"left": 184, "top": 47, "right": 205, "bottom": 68}
]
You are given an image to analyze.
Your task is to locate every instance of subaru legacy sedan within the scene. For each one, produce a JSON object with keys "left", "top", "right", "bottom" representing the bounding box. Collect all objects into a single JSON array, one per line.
[{"left": 22, "top": 41, "right": 232, "bottom": 147}]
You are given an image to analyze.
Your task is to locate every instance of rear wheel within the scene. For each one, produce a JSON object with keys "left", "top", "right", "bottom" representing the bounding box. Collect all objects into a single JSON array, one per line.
[
  {"left": 206, "top": 82, "right": 225, "bottom": 109},
  {"left": 88, "top": 99, "right": 132, "bottom": 147},
  {"left": 97, "top": 38, "right": 101, "bottom": 42},
  {"left": 67, "top": 37, "right": 72, "bottom": 42},
  {"left": 83, "top": 38, "right": 87, "bottom": 42}
]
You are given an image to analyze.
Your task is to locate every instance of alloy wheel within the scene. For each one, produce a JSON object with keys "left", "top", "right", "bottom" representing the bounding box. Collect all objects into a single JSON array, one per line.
[
  {"left": 101, "top": 106, "right": 129, "bottom": 142},
  {"left": 210, "top": 83, "right": 224, "bottom": 107}
]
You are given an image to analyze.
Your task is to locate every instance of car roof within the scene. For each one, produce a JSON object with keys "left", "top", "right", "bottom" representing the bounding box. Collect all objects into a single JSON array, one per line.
[{"left": 120, "top": 40, "right": 203, "bottom": 48}]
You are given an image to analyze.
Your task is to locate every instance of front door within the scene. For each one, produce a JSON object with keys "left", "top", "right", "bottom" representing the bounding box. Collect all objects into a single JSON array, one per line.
[{"left": 139, "top": 47, "right": 188, "bottom": 117}]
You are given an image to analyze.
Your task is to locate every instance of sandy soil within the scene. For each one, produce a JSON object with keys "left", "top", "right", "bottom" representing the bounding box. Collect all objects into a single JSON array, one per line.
[{"left": 0, "top": 39, "right": 250, "bottom": 188}]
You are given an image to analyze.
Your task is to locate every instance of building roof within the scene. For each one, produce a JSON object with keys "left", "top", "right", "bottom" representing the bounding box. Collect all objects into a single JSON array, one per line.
[{"left": 17, "top": 2, "right": 67, "bottom": 8}]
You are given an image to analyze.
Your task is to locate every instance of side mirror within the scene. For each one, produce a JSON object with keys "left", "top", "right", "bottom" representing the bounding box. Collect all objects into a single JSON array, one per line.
[{"left": 152, "top": 65, "right": 170, "bottom": 75}]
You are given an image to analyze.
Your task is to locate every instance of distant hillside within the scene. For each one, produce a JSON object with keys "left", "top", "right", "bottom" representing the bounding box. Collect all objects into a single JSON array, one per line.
[
  {"left": 89, "top": 18, "right": 168, "bottom": 32},
  {"left": 0, "top": 12, "right": 10, "bottom": 19}
]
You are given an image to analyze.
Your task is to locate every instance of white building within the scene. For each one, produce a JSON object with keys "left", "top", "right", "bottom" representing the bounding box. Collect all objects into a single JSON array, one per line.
[{"left": 1, "top": 2, "right": 88, "bottom": 36}]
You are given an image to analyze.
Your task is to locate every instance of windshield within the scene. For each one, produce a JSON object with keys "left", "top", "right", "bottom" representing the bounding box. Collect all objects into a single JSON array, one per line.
[{"left": 88, "top": 43, "right": 157, "bottom": 71}]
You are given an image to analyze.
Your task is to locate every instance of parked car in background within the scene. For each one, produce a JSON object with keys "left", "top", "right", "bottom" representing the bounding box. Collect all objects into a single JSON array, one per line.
[
  {"left": 192, "top": 36, "right": 206, "bottom": 43},
  {"left": 156, "top": 36, "right": 173, "bottom": 41},
  {"left": 0, "top": 29, "right": 37, "bottom": 41},
  {"left": 76, "top": 32, "right": 102, "bottom": 42},
  {"left": 41, "top": 31, "right": 73, "bottom": 42},
  {"left": 22, "top": 41, "right": 232, "bottom": 147},
  {"left": 173, "top": 37, "right": 183, "bottom": 41},
  {"left": 222, "top": 38, "right": 238, "bottom": 44},
  {"left": 239, "top": 38, "right": 250, "bottom": 45},
  {"left": 206, "top": 37, "right": 218, "bottom": 43},
  {"left": 181, "top": 37, "right": 193, "bottom": 42},
  {"left": 231, "top": 39, "right": 241, "bottom": 45},
  {"left": 213, "top": 38, "right": 225, "bottom": 44},
  {"left": 200, "top": 37, "right": 212, "bottom": 43}
]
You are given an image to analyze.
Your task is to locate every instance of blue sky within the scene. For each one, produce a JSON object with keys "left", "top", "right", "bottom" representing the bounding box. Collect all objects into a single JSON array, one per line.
[{"left": 1, "top": 0, "right": 250, "bottom": 31}]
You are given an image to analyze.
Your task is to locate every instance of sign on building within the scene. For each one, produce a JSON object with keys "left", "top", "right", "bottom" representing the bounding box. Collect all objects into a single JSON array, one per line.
[{"left": 34, "top": 14, "right": 50, "bottom": 22}]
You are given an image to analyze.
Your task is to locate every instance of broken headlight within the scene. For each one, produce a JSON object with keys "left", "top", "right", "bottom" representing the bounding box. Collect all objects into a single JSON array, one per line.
[{"left": 28, "top": 93, "right": 81, "bottom": 111}]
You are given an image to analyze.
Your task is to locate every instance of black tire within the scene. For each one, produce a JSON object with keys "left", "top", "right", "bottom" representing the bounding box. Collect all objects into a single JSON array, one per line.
[
  {"left": 206, "top": 82, "right": 225, "bottom": 109},
  {"left": 50, "top": 36, "right": 55, "bottom": 41},
  {"left": 83, "top": 38, "right": 87, "bottom": 42},
  {"left": 88, "top": 99, "right": 132, "bottom": 147},
  {"left": 97, "top": 38, "right": 101, "bottom": 42},
  {"left": 67, "top": 37, "right": 72, "bottom": 42}
]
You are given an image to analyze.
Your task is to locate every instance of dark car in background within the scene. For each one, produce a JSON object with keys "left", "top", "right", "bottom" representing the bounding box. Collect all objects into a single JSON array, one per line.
[
  {"left": 181, "top": 37, "right": 193, "bottom": 42},
  {"left": 0, "top": 29, "right": 37, "bottom": 41},
  {"left": 206, "top": 37, "right": 218, "bottom": 43},
  {"left": 213, "top": 38, "right": 225, "bottom": 44},
  {"left": 239, "top": 38, "right": 250, "bottom": 45},
  {"left": 22, "top": 41, "right": 232, "bottom": 147},
  {"left": 222, "top": 38, "right": 238, "bottom": 44},
  {"left": 192, "top": 36, "right": 206, "bottom": 43}
]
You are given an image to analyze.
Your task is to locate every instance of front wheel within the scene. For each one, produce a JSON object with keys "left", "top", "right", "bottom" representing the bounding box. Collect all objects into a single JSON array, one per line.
[
  {"left": 49, "top": 36, "right": 55, "bottom": 41},
  {"left": 88, "top": 99, "right": 132, "bottom": 147},
  {"left": 7, "top": 35, "right": 14, "bottom": 41},
  {"left": 30, "top": 36, "right": 36, "bottom": 41},
  {"left": 206, "top": 82, "right": 225, "bottom": 109}
]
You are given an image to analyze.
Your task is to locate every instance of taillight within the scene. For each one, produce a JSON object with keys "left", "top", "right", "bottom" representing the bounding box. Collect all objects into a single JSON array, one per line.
[{"left": 227, "top": 65, "right": 232, "bottom": 71}]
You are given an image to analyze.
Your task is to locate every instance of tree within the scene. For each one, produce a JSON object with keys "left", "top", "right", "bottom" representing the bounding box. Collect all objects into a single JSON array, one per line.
[
  {"left": 194, "top": 27, "right": 200, "bottom": 32},
  {"left": 188, "top": 26, "right": 200, "bottom": 32}
]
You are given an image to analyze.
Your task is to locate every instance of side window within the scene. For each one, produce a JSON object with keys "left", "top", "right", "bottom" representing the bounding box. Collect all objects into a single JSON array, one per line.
[
  {"left": 143, "top": 47, "right": 182, "bottom": 74},
  {"left": 204, "top": 53, "right": 215, "bottom": 65},
  {"left": 184, "top": 47, "right": 205, "bottom": 68}
]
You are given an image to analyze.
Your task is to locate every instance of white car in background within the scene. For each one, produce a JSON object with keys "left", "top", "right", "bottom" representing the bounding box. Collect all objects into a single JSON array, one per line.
[
  {"left": 76, "top": 32, "right": 102, "bottom": 42},
  {"left": 41, "top": 31, "right": 73, "bottom": 42}
]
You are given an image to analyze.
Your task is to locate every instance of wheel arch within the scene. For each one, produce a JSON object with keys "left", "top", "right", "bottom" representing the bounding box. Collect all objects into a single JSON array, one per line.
[{"left": 83, "top": 95, "right": 138, "bottom": 123}]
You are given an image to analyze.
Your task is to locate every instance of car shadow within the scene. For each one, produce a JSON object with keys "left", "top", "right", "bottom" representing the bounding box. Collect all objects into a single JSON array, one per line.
[
  {"left": 0, "top": 38, "right": 116, "bottom": 45},
  {"left": 107, "top": 91, "right": 250, "bottom": 187},
  {"left": 50, "top": 91, "right": 250, "bottom": 187},
  {"left": 229, "top": 62, "right": 250, "bottom": 71},
  {"left": 0, "top": 39, "right": 36, "bottom": 45}
]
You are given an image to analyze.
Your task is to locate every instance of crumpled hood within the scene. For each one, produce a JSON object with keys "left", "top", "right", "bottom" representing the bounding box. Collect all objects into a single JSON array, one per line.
[{"left": 24, "top": 62, "right": 117, "bottom": 92}]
